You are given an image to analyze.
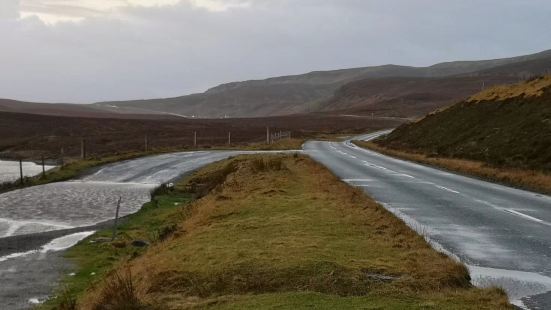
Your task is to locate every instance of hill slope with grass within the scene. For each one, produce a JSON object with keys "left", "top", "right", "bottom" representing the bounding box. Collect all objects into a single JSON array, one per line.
[
  {"left": 379, "top": 76, "right": 551, "bottom": 172},
  {"left": 43, "top": 155, "right": 510, "bottom": 309}
]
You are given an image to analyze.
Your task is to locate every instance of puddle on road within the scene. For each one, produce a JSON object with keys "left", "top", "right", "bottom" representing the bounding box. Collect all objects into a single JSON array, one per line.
[
  {"left": 0, "top": 160, "right": 55, "bottom": 184},
  {"left": 469, "top": 265, "right": 551, "bottom": 308},
  {"left": 0, "top": 181, "right": 155, "bottom": 237},
  {"left": 0, "top": 231, "right": 95, "bottom": 263},
  {"left": 379, "top": 202, "right": 551, "bottom": 309}
]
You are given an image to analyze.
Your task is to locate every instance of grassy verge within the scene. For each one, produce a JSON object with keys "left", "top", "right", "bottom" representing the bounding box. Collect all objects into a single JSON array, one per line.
[
  {"left": 42, "top": 154, "right": 511, "bottom": 309},
  {"left": 355, "top": 140, "right": 551, "bottom": 195}
]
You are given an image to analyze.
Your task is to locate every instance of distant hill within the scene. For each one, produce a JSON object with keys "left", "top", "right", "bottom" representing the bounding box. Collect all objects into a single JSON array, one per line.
[
  {"left": 0, "top": 99, "right": 180, "bottom": 119},
  {"left": 2, "top": 49, "right": 551, "bottom": 119},
  {"left": 321, "top": 51, "right": 551, "bottom": 118},
  {"left": 94, "top": 49, "right": 551, "bottom": 118},
  {"left": 378, "top": 76, "right": 551, "bottom": 171}
]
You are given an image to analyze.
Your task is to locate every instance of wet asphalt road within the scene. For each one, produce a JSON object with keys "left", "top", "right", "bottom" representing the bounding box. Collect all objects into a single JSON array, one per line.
[
  {"left": 304, "top": 132, "right": 551, "bottom": 309},
  {"left": 0, "top": 150, "right": 269, "bottom": 309}
]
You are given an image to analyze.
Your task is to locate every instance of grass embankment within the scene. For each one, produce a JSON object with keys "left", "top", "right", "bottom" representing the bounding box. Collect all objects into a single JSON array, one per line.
[
  {"left": 43, "top": 154, "right": 510, "bottom": 309},
  {"left": 371, "top": 76, "right": 551, "bottom": 194}
]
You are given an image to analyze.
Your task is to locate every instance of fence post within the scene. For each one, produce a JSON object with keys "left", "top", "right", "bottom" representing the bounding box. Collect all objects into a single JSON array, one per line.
[
  {"left": 144, "top": 134, "right": 149, "bottom": 152},
  {"left": 81, "top": 138, "right": 86, "bottom": 160},
  {"left": 60, "top": 147, "right": 64, "bottom": 166},
  {"left": 19, "top": 159, "right": 23, "bottom": 186},
  {"left": 41, "top": 155, "right": 46, "bottom": 178},
  {"left": 112, "top": 196, "right": 122, "bottom": 241}
]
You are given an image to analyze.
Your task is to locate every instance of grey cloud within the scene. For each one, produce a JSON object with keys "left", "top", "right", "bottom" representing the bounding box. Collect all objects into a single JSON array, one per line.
[
  {"left": 1, "top": 0, "right": 551, "bottom": 103},
  {"left": 0, "top": 0, "right": 19, "bottom": 19}
]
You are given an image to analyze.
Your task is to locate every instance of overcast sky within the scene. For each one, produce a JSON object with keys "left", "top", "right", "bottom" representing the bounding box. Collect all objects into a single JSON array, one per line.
[{"left": 1, "top": 0, "right": 551, "bottom": 103}]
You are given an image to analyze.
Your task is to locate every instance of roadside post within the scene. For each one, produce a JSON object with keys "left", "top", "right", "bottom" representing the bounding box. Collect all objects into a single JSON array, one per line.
[
  {"left": 194, "top": 131, "right": 197, "bottom": 148},
  {"left": 112, "top": 196, "right": 123, "bottom": 241},
  {"left": 41, "top": 155, "right": 46, "bottom": 178},
  {"left": 228, "top": 131, "right": 231, "bottom": 145},
  {"left": 19, "top": 159, "right": 23, "bottom": 186},
  {"left": 81, "top": 138, "right": 86, "bottom": 160},
  {"left": 60, "top": 147, "right": 65, "bottom": 166},
  {"left": 145, "top": 134, "right": 149, "bottom": 152}
]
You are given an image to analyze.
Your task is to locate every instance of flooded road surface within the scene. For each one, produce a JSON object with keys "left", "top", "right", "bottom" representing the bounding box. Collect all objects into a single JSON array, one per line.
[
  {"left": 0, "top": 160, "right": 56, "bottom": 184},
  {"left": 0, "top": 150, "right": 264, "bottom": 309}
]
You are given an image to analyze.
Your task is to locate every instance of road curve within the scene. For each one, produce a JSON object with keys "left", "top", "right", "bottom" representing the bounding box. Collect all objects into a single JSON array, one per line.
[
  {"left": 0, "top": 150, "right": 283, "bottom": 309},
  {"left": 304, "top": 131, "right": 551, "bottom": 309}
]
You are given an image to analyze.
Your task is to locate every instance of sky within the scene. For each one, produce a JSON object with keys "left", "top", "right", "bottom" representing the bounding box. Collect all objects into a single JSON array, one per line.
[{"left": 1, "top": 0, "right": 551, "bottom": 103}]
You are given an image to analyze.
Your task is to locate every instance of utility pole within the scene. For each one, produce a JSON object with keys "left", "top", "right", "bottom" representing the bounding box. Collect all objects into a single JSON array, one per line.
[
  {"left": 19, "top": 159, "right": 23, "bottom": 186},
  {"left": 193, "top": 131, "right": 197, "bottom": 148}
]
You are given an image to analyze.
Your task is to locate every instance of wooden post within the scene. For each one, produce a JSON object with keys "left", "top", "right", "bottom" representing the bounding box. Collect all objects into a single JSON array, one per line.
[
  {"left": 112, "top": 196, "right": 122, "bottom": 241},
  {"left": 144, "top": 134, "right": 149, "bottom": 152},
  {"left": 193, "top": 131, "right": 197, "bottom": 148},
  {"left": 266, "top": 127, "right": 270, "bottom": 144},
  {"left": 60, "top": 147, "right": 64, "bottom": 166},
  {"left": 81, "top": 138, "right": 86, "bottom": 160},
  {"left": 41, "top": 155, "right": 46, "bottom": 178},
  {"left": 19, "top": 159, "right": 23, "bottom": 186},
  {"left": 228, "top": 132, "right": 231, "bottom": 145}
]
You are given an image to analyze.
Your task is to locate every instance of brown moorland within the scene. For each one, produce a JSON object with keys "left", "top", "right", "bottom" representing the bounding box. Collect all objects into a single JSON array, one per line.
[{"left": 0, "top": 111, "right": 403, "bottom": 161}]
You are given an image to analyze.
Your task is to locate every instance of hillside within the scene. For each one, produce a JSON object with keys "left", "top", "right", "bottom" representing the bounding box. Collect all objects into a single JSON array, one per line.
[
  {"left": 94, "top": 49, "right": 551, "bottom": 118},
  {"left": 378, "top": 76, "right": 551, "bottom": 172}
]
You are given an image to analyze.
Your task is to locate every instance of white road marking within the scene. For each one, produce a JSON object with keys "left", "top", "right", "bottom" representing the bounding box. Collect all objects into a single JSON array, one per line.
[
  {"left": 504, "top": 209, "right": 544, "bottom": 223},
  {"left": 343, "top": 179, "right": 373, "bottom": 182},
  {"left": 435, "top": 185, "right": 460, "bottom": 194}
]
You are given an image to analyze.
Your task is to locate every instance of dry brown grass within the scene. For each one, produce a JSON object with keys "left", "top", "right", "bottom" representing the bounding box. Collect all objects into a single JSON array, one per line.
[
  {"left": 468, "top": 75, "right": 551, "bottom": 102},
  {"left": 78, "top": 155, "right": 511, "bottom": 309},
  {"left": 358, "top": 141, "right": 551, "bottom": 194}
]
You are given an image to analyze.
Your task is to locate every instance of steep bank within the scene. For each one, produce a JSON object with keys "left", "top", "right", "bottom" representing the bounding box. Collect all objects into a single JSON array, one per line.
[{"left": 379, "top": 76, "right": 551, "bottom": 172}]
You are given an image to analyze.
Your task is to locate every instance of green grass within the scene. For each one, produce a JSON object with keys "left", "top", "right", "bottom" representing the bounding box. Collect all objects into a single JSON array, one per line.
[{"left": 195, "top": 291, "right": 508, "bottom": 310}]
